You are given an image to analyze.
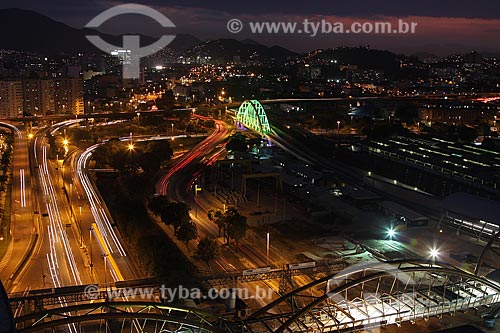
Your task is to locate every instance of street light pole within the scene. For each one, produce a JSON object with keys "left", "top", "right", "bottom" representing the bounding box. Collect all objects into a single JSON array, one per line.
[
  {"left": 69, "top": 183, "right": 73, "bottom": 216},
  {"left": 266, "top": 232, "right": 270, "bottom": 266},
  {"left": 89, "top": 227, "right": 94, "bottom": 275},
  {"left": 194, "top": 184, "right": 201, "bottom": 217},
  {"left": 337, "top": 120, "right": 341, "bottom": 146},
  {"left": 103, "top": 253, "right": 109, "bottom": 293},
  {"left": 78, "top": 206, "right": 83, "bottom": 247}
]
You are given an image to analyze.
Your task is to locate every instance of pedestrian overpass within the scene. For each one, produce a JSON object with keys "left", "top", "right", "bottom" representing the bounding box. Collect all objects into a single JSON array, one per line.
[
  {"left": 5, "top": 260, "right": 500, "bottom": 333},
  {"left": 242, "top": 260, "right": 500, "bottom": 332},
  {"left": 236, "top": 100, "right": 271, "bottom": 135}
]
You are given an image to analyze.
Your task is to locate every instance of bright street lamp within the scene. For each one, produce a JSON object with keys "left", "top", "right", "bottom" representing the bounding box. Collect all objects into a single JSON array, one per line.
[
  {"left": 128, "top": 132, "right": 134, "bottom": 150},
  {"left": 63, "top": 139, "right": 69, "bottom": 146},
  {"left": 387, "top": 227, "right": 396, "bottom": 240},
  {"left": 429, "top": 247, "right": 440, "bottom": 260}
]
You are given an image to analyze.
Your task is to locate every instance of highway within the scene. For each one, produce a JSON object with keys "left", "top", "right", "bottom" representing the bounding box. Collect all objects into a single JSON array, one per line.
[
  {"left": 156, "top": 117, "right": 236, "bottom": 270},
  {"left": 10, "top": 121, "right": 91, "bottom": 291},
  {"left": 2, "top": 120, "right": 91, "bottom": 333},
  {"left": 154, "top": 116, "right": 309, "bottom": 308},
  {"left": 70, "top": 131, "right": 198, "bottom": 287},
  {"left": 0, "top": 123, "right": 35, "bottom": 292},
  {"left": 154, "top": 117, "right": 316, "bottom": 276},
  {"left": 3, "top": 120, "right": 158, "bottom": 332}
]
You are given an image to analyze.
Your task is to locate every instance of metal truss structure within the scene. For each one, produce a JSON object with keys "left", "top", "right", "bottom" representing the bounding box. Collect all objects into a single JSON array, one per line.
[
  {"left": 236, "top": 100, "right": 271, "bottom": 135},
  {"left": 204, "top": 261, "right": 347, "bottom": 286},
  {"left": 240, "top": 260, "right": 500, "bottom": 333},
  {"left": 15, "top": 301, "right": 229, "bottom": 333},
  {"left": 475, "top": 229, "right": 500, "bottom": 275},
  {"left": 7, "top": 260, "right": 500, "bottom": 333}
]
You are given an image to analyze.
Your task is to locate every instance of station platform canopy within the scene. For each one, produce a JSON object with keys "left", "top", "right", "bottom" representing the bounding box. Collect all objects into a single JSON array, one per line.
[
  {"left": 441, "top": 192, "right": 500, "bottom": 227},
  {"left": 378, "top": 200, "right": 429, "bottom": 225},
  {"left": 486, "top": 269, "right": 500, "bottom": 284}
]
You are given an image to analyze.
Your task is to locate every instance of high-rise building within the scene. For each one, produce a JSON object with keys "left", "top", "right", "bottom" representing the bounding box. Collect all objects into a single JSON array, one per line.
[
  {"left": 23, "top": 79, "right": 55, "bottom": 116},
  {"left": 54, "top": 78, "right": 84, "bottom": 114},
  {"left": 0, "top": 80, "right": 23, "bottom": 118},
  {"left": 20, "top": 78, "right": 84, "bottom": 116}
]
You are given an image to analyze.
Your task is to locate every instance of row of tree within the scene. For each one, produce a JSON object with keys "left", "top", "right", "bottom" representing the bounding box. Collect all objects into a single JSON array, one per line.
[
  {"left": 149, "top": 196, "right": 198, "bottom": 248},
  {"left": 207, "top": 208, "right": 248, "bottom": 246},
  {"left": 149, "top": 196, "right": 249, "bottom": 269},
  {"left": 0, "top": 134, "right": 13, "bottom": 193},
  {"left": 92, "top": 139, "right": 173, "bottom": 176}
]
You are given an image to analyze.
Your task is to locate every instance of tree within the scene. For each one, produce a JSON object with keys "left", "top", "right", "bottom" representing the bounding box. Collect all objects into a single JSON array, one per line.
[
  {"left": 458, "top": 126, "right": 478, "bottom": 143},
  {"left": 208, "top": 208, "right": 248, "bottom": 245},
  {"left": 148, "top": 195, "right": 169, "bottom": 216},
  {"left": 1, "top": 152, "right": 11, "bottom": 166},
  {"left": 139, "top": 140, "right": 174, "bottom": 174},
  {"left": 161, "top": 202, "right": 191, "bottom": 235},
  {"left": 226, "top": 212, "right": 248, "bottom": 246},
  {"left": 46, "top": 133, "right": 57, "bottom": 157},
  {"left": 92, "top": 139, "right": 143, "bottom": 174},
  {"left": 92, "top": 138, "right": 123, "bottom": 168},
  {"left": 146, "top": 140, "right": 173, "bottom": 162},
  {"left": 70, "top": 128, "right": 91, "bottom": 142},
  {"left": 186, "top": 123, "right": 197, "bottom": 133},
  {"left": 226, "top": 134, "right": 247, "bottom": 152},
  {"left": 207, "top": 209, "right": 225, "bottom": 237},
  {"left": 394, "top": 103, "right": 419, "bottom": 124},
  {"left": 176, "top": 220, "right": 198, "bottom": 249},
  {"left": 195, "top": 237, "right": 221, "bottom": 269}
]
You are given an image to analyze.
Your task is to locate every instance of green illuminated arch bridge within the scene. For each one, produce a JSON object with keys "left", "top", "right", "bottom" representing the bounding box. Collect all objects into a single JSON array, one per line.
[{"left": 236, "top": 100, "right": 271, "bottom": 135}]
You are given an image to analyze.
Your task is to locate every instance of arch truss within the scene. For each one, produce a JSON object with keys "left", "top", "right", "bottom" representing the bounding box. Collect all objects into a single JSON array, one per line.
[
  {"left": 236, "top": 100, "right": 271, "bottom": 135},
  {"left": 15, "top": 301, "right": 228, "bottom": 333},
  {"left": 242, "top": 260, "right": 500, "bottom": 333}
]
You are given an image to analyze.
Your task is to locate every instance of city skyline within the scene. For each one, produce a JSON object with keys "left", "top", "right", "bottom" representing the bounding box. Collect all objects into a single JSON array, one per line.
[
  {"left": 1, "top": 0, "right": 500, "bottom": 55},
  {"left": 1, "top": 2, "right": 500, "bottom": 333}
]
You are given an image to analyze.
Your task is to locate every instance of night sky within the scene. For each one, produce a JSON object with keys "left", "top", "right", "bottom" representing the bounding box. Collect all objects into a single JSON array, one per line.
[{"left": 2, "top": 0, "right": 500, "bottom": 55}]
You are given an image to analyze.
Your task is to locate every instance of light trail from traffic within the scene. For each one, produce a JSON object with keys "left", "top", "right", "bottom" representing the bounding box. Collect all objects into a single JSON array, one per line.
[
  {"left": 155, "top": 117, "right": 244, "bottom": 274},
  {"left": 74, "top": 134, "right": 189, "bottom": 333},
  {"left": 39, "top": 144, "right": 82, "bottom": 286},
  {"left": 75, "top": 134, "right": 189, "bottom": 282},
  {"left": 156, "top": 118, "right": 230, "bottom": 195},
  {"left": 34, "top": 121, "right": 85, "bottom": 333},
  {"left": 91, "top": 223, "right": 123, "bottom": 281},
  {"left": 77, "top": 145, "right": 126, "bottom": 257},
  {"left": 20, "top": 168, "right": 26, "bottom": 207}
]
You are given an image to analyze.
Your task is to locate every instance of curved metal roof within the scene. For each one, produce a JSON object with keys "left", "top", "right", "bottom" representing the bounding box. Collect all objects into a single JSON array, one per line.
[{"left": 441, "top": 192, "right": 500, "bottom": 226}]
